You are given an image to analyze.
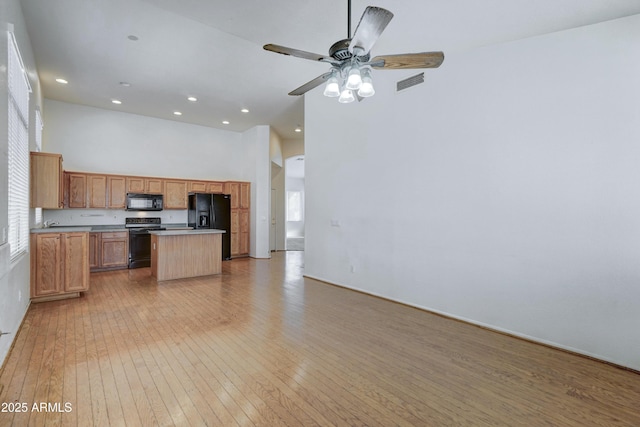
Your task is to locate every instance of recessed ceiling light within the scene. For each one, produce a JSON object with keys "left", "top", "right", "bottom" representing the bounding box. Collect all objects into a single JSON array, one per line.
[
  {"left": 187, "top": 96, "right": 197, "bottom": 102},
  {"left": 55, "top": 78, "right": 68, "bottom": 84},
  {"left": 174, "top": 111, "right": 182, "bottom": 116},
  {"left": 241, "top": 108, "right": 249, "bottom": 113},
  {"left": 119, "top": 81, "right": 131, "bottom": 87},
  {"left": 111, "top": 99, "right": 122, "bottom": 104},
  {"left": 127, "top": 35, "right": 139, "bottom": 41},
  {"left": 222, "top": 120, "right": 230, "bottom": 125},
  {"left": 294, "top": 127, "right": 302, "bottom": 133}
]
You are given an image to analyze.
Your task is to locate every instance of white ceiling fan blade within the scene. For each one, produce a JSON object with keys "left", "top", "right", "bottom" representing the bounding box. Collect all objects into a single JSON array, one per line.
[
  {"left": 289, "top": 72, "right": 333, "bottom": 96},
  {"left": 264, "top": 44, "right": 337, "bottom": 64},
  {"left": 348, "top": 6, "right": 393, "bottom": 55}
]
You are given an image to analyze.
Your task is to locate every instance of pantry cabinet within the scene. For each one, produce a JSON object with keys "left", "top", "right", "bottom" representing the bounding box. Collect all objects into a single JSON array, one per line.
[{"left": 225, "top": 181, "right": 251, "bottom": 257}]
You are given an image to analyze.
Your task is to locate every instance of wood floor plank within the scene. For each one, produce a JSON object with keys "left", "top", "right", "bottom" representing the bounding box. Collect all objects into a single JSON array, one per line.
[{"left": 1, "top": 251, "right": 639, "bottom": 426}]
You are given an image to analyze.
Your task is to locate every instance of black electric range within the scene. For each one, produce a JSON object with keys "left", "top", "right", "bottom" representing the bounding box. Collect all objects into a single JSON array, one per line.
[{"left": 125, "top": 217, "right": 165, "bottom": 268}]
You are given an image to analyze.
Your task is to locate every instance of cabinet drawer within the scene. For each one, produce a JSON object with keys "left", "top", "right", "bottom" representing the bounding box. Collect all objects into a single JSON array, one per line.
[{"left": 101, "top": 231, "right": 128, "bottom": 239}]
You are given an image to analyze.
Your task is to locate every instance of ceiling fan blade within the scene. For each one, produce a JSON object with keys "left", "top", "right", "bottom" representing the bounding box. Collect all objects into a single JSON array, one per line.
[
  {"left": 348, "top": 6, "right": 393, "bottom": 55},
  {"left": 289, "top": 72, "right": 333, "bottom": 96},
  {"left": 370, "top": 52, "right": 445, "bottom": 69},
  {"left": 264, "top": 44, "right": 336, "bottom": 63}
]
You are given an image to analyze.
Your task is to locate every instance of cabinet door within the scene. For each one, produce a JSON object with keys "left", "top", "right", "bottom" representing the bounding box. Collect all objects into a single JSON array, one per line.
[
  {"left": 89, "top": 232, "right": 100, "bottom": 270},
  {"left": 240, "top": 183, "right": 251, "bottom": 209},
  {"left": 164, "top": 180, "right": 188, "bottom": 209},
  {"left": 207, "top": 182, "right": 224, "bottom": 193},
  {"left": 101, "top": 232, "right": 129, "bottom": 268},
  {"left": 88, "top": 175, "right": 107, "bottom": 208},
  {"left": 146, "top": 179, "right": 163, "bottom": 194},
  {"left": 30, "top": 152, "right": 63, "bottom": 209},
  {"left": 64, "top": 233, "right": 89, "bottom": 292},
  {"left": 189, "top": 181, "right": 207, "bottom": 193},
  {"left": 66, "top": 173, "right": 87, "bottom": 208},
  {"left": 226, "top": 182, "right": 240, "bottom": 209},
  {"left": 107, "top": 176, "right": 126, "bottom": 209},
  {"left": 239, "top": 210, "right": 250, "bottom": 255},
  {"left": 34, "top": 234, "right": 62, "bottom": 296},
  {"left": 230, "top": 210, "right": 240, "bottom": 256},
  {"left": 126, "top": 177, "right": 145, "bottom": 193}
]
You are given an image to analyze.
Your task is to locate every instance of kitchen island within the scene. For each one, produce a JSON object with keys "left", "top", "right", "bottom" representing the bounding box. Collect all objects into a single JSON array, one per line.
[{"left": 149, "top": 229, "right": 226, "bottom": 281}]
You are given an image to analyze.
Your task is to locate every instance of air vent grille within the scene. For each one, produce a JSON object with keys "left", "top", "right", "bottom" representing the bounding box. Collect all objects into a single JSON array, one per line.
[{"left": 397, "top": 72, "right": 425, "bottom": 92}]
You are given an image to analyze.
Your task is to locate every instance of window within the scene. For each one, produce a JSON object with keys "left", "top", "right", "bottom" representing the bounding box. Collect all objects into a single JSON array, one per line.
[
  {"left": 287, "top": 191, "right": 303, "bottom": 222},
  {"left": 7, "top": 31, "right": 32, "bottom": 261},
  {"left": 34, "top": 109, "right": 43, "bottom": 226}
]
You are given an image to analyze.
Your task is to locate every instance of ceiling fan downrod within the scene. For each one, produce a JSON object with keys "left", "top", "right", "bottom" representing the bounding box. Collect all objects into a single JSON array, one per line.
[{"left": 347, "top": 0, "right": 352, "bottom": 39}]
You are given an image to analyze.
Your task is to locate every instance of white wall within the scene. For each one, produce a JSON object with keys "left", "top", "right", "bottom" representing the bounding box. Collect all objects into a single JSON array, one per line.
[
  {"left": 43, "top": 99, "right": 245, "bottom": 179},
  {"left": 0, "top": 0, "right": 44, "bottom": 367},
  {"left": 304, "top": 15, "right": 640, "bottom": 370}
]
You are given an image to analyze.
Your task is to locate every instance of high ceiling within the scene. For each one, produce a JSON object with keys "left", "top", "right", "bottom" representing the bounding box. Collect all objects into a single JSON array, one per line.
[{"left": 20, "top": 0, "right": 640, "bottom": 140}]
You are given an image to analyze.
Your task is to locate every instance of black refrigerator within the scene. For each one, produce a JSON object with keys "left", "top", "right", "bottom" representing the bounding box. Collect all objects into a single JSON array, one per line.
[{"left": 188, "top": 193, "right": 231, "bottom": 260}]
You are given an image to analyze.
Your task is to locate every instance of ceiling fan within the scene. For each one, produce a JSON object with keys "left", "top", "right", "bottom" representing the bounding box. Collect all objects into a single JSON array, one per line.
[{"left": 263, "top": 1, "right": 444, "bottom": 103}]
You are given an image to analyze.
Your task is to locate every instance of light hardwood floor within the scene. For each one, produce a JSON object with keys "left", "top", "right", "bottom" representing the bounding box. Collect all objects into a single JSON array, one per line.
[{"left": 1, "top": 251, "right": 639, "bottom": 426}]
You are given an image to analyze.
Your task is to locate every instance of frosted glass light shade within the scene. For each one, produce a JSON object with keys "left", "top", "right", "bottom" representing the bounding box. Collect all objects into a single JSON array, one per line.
[
  {"left": 345, "top": 67, "right": 362, "bottom": 90},
  {"left": 358, "top": 76, "right": 375, "bottom": 97},
  {"left": 323, "top": 76, "right": 340, "bottom": 97},
  {"left": 338, "top": 89, "right": 355, "bottom": 103}
]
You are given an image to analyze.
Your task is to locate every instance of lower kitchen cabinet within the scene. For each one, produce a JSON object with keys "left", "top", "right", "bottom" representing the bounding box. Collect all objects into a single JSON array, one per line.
[
  {"left": 31, "top": 232, "right": 89, "bottom": 302},
  {"left": 89, "top": 231, "right": 129, "bottom": 271}
]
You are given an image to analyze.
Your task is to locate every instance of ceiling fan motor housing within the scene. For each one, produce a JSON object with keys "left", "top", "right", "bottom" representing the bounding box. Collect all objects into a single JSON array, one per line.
[{"left": 329, "top": 39, "right": 370, "bottom": 62}]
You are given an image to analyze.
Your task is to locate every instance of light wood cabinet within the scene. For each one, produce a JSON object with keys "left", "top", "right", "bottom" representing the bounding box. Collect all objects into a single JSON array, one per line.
[
  {"left": 65, "top": 172, "right": 87, "bottom": 208},
  {"left": 225, "top": 181, "right": 251, "bottom": 257},
  {"left": 89, "top": 231, "right": 129, "bottom": 271},
  {"left": 126, "top": 177, "right": 163, "bottom": 194},
  {"left": 164, "top": 180, "right": 188, "bottom": 209},
  {"left": 107, "top": 176, "right": 126, "bottom": 209},
  {"left": 240, "top": 182, "right": 250, "bottom": 209},
  {"left": 189, "top": 181, "right": 207, "bottom": 193},
  {"left": 30, "top": 152, "right": 64, "bottom": 209},
  {"left": 31, "top": 232, "right": 89, "bottom": 302},
  {"left": 207, "top": 182, "right": 224, "bottom": 193},
  {"left": 88, "top": 174, "right": 107, "bottom": 208}
]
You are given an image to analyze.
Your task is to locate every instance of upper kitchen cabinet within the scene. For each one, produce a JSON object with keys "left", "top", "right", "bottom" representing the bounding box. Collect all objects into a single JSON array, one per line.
[
  {"left": 189, "top": 181, "right": 207, "bottom": 193},
  {"left": 87, "top": 174, "right": 107, "bottom": 208},
  {"left": 107, "top": 176, "right": 126, "bottom": 209},
  {"left": 190, "top": 180, "right": 225, "bottom": 193},
  {"left": 126, "top": 176, "right": 163, "bottom": 194},
  {"left": 30, "top": 152, "right": 64, "bottom": 209},
  {"left": 64, "top": 172, "right": 87, "bottom": 208},
  {"left": 240, "top": 182, "right": 250, "bottom": 209},
  {"left": 164, "top": 180, "right": 188, "bottom": 209},
  {"left": 225, "top": 182, "right": 240, "bottom": 209}
]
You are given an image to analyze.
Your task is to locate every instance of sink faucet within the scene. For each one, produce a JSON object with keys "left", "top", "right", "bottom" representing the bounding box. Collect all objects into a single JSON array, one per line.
[{"left": 44, "top": 220, "right": 59, "bottom": 228}]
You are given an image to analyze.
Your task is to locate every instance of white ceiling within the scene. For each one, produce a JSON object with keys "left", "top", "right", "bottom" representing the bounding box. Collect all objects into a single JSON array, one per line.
[{"left": 20, "top": 0, "right": 640, "bottom": 140}]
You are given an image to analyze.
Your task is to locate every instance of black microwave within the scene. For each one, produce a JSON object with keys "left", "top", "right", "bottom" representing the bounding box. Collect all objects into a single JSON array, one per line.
[{"left": 126, "top": 193, "right": 163, "bottom": 211}]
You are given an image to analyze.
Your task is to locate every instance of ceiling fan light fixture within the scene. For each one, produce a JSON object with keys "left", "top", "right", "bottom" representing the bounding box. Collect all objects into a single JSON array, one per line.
[
  {"left": 338, "top": 88, "right": 355, "bottom": 104},
  {"left": 345, "top": 66, "right": 362, "bottom": 90},
  {"left": 358, "top": 68, "right": 375, "bottom": 97},
  {"left": 323, "top": 76, "right": 340, "bottom": 97}
]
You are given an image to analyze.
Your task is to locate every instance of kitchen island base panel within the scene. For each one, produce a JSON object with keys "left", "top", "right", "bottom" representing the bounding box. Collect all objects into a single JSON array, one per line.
[{"left": 150, "top": 233, "right": 222, "bottom": 281}]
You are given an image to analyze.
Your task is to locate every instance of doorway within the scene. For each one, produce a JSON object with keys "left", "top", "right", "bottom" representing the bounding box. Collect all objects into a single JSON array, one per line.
[{"left": 285, "top": 155, "right": 305, "bottom": 251}]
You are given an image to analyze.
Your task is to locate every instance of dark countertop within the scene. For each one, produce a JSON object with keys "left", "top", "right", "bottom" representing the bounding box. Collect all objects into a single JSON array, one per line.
[{"left": 31, "top": 223, "right": 192, "bottom": 233}]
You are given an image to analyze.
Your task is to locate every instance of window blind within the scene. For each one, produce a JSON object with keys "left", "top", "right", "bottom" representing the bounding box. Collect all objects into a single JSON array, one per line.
[{"left": 7, "top": 31, "right": 31, "bottom": 261}]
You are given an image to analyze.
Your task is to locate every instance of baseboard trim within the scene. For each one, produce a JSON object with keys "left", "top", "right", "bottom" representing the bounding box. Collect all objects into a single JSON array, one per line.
[{"left": 303, "top": 273, "right": 640, "bottom": 376}]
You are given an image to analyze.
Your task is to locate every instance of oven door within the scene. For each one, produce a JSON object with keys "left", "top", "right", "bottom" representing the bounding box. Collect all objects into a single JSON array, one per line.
[{"left": 128, "top": 229, "right": 152, "bottom": 268}]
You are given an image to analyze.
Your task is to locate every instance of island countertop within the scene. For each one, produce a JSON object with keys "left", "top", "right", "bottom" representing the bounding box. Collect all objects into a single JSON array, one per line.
[{"left": 149, "top": 229, "right": 225, "bottom": 236}]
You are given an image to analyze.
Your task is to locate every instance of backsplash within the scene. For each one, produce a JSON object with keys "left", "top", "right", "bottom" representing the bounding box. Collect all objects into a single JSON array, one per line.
[{"left": 41, "top": 209, "right": 189, "bottom": 227}]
